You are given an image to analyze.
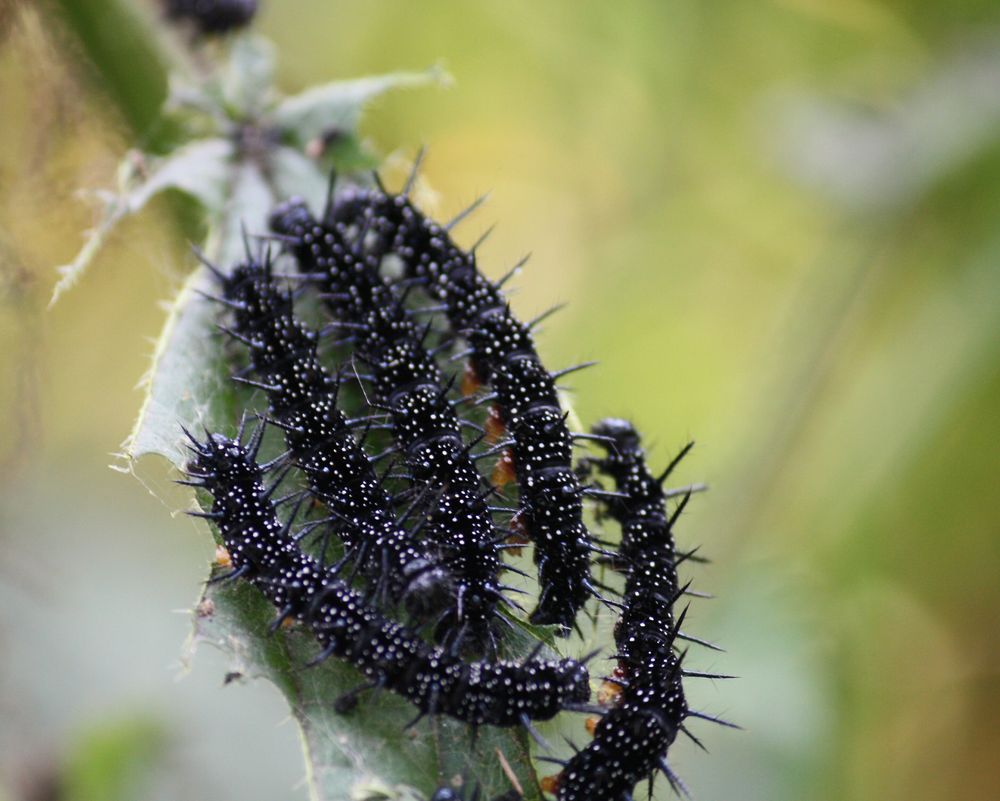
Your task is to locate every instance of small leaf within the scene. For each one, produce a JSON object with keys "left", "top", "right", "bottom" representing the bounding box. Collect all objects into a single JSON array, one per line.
[
  {"left": 131, "top": 139, "right": 234, "bottom": 210},
  {"left": 51, "top": 138, "right": 234, "bottom": 307},
  {"left": 273, "top": 66, "right": 452, "bottom": 149},
  {"left": 220, "top": 34, "right": 277, "bottom": 117}
]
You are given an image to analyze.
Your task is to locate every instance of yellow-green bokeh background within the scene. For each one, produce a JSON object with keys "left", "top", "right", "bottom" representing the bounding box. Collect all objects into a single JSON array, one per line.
[{"left": 1, "top": 1, "right": 998, "bottom": 799}]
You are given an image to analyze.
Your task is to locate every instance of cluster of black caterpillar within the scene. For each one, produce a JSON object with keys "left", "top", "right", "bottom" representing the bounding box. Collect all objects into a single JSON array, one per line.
[
  {"left": 185, "top": 429, "right": 589, "bottom": 727},
  {"left": 275, "top": 176, "right": 599, "bottom": 634},
  {"left": 183, "top": 160, "right": 732, "bottom": 799},
  {"left": 267, "top": 199, "right": 513, "bottom": 649},
  {"left": 206, "top": 257, "right": 451, "bottom": 617}
]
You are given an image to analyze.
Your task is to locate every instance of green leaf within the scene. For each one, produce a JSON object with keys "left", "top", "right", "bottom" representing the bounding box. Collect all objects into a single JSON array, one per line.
[
  {"left": 51, "top": 139, "right": 234, "bottom": 307},
  {"left": 130, "top": 139, "right": 235, "bottom": 210},
  {"left": 270, "top": 146, "right": 335, "bottom": 213},
  {"left": 122, "top": 159, "right": 273, "bottom": 467},
  {"left": 273, "top": 66, "right": 452, "bottom": 149},
  {"left": 120, "top": 266, "right": 234, "bottom": 468},
  {"left": 220, "top": 34, "right": 278, "bottom": 118},
  {"left": 183, "top": 575, "right": 548, "bottom": 801},
  {"left": 209, "top": 160, "right": 276, "bottom": 267}
]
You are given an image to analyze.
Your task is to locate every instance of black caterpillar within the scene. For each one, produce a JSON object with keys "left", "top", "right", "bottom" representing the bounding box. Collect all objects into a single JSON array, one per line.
[
  {"left": 204, "top": 256, "right": 452, "bottom": 617},
  {"left": 177, "top": 170, "right": 733, "bottom": 795},
  {"left": 588, "top": 420, "right": 694, "bottom": 657},
  {"left": 163, "top": 0, "right": 258, "bottom": 34},
  {"left": 548, "top": 420, "right": 734, "bottom": 800},
  {"left": 319, "top": 177, "right": 597, "bottom": 634},
  {"left": 269, "top": 200, "right": 512, "bottom": 649},
  {"left": 184, "top": 429, "right": 592, "bottom": 727}
]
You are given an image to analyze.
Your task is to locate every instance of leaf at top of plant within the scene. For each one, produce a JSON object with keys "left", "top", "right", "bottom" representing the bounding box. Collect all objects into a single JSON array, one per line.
[
  {"left": 274, "top": 66, "right": 452, "bottom": 149},
  {"left": 130, "top": 138, "right": 235, "bottom": 210},
  {"left": 51, "top": 138, "right": 235, "bottom": 307},
  {"left": 219, "top": 34, "right": 277, "bottom": 118}
]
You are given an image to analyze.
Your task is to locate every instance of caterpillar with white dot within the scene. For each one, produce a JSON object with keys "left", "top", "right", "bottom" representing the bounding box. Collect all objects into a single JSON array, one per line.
[
  {"left": 269, "top": 200, "right": 514, "bottom": 651},
  {"left": 184, "top": 430, "right": 592, "bottom": 727},
  {"left": 545, "top": 419, "right": 735, "bottom": 800},
  {"left": 204, "top": 256, "right": 453, "bottom": 617},
  {"left": 318, "top": 171, "right": 600, "bottom": 634}
]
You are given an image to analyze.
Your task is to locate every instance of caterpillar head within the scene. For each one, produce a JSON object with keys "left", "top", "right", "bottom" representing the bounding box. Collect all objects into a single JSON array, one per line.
[
  {"left": 325, "top": 186, "right": 381, "bottom": 227},
  {"left": 269, "top": 198, "right": 315, "bottom": 241},
  {"left": 560, "top": 657, "right": 594, "bottom": 705},
  {"left": 591, "top": 418, "right": 641, "bottom": 454},
  {"left": 184, "top": 431, "right": 253, "bottom": 491}
]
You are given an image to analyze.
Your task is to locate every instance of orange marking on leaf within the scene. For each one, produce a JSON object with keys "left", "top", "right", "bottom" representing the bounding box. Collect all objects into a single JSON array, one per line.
[
  {"left": 505, "top": 514, "right": 530, "bottom": 556},
  {"left": 485, "top": 404, "right": 506, "bottom": 442},
  {"left": 492, "top": 448, "right": 516, "bottom": 487},
  {"left": 214, "top": 545, "right": 232, "bottom": 569},
  {"left": 461, "top": 362, "right": 482, "bottom": 397},
  {"left": 597, "top": 679, "right": 624, "bottom": 707}
]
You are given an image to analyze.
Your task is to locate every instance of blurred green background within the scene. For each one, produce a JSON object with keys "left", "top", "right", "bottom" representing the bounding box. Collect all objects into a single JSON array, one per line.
[{"left": 2, "top": 1, "right": 999, "bottom": 799}]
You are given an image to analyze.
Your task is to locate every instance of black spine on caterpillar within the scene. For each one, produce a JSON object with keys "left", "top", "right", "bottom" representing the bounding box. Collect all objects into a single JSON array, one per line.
[
  {"left": 324, "top": 187, "right": 593, "bottom": 634},
  {"left": 163, "top": 0, "right": 258, "bottom": 34},
  {"left": 556, "top": 420, "right": 712, "bottom": 801},
  {"left": 212, "top": 257, "right": 452, "bottom": 617},
  {"left": 184, "top": 432, "right": 591, "bottom": 726},
  {"left": 269, "top": 201, "right": 508, "bottom": 648}
]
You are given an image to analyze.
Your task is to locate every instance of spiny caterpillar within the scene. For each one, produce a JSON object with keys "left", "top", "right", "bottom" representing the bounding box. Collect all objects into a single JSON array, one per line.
[
  {"left": 177, "top": 157, "right": 733, "bottom": 796},
  {"left": 318, "top": 170, "right": 602, "bottom": 634},
  {"left": 201, "top": 255, "right": 453, "bottom": 617},
  {"left": 544, "top": 420, "right": 735, "bottom": 800},
  {"left": 184, "top": 429, "right": 592, "bottom": 727},
  {"left": 269, "top": 199, "right": 514, "bottom": 650}
]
